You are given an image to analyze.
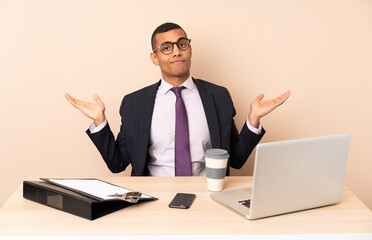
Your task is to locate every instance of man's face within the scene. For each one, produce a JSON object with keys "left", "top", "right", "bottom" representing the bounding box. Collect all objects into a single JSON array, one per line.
[{"left": 150, "top": 29, "right": 192, "bottom": 81}]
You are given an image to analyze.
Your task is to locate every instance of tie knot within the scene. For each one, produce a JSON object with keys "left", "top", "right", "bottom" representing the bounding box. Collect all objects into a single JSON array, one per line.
[{"left": 170, "top": 86, "right": 185, "bottom": 98}]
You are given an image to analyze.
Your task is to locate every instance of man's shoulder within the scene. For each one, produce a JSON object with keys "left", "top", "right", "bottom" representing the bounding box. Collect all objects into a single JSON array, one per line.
[
  {"left": 123, "top": 78, "right": 230, "bottom": 99},
  {"left": 193, "top": 78, "right": 230, "bottom": 95},
  {"left": 124, "top": 80, "right": 161, "bottom": 99}
]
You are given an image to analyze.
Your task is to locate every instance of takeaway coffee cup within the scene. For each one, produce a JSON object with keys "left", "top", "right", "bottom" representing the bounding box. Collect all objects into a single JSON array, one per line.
[{"left": 205, "top": 149, "right": 229, "bottom": 191}]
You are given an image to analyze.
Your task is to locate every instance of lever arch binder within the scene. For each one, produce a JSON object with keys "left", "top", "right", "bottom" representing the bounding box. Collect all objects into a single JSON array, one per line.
[{"left": 23, "top": 179, "right": 157, "bottom": 220}]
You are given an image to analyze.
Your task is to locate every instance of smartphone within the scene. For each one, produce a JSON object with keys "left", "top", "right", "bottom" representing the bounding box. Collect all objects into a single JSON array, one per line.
[{"left": 169, "top": 193, "right": 196, "bottom": 209}]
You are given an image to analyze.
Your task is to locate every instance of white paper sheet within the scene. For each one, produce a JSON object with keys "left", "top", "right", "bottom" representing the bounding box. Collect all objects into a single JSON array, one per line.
[{"left": 46, "top": 178, "right": 152, "bottom": 200}]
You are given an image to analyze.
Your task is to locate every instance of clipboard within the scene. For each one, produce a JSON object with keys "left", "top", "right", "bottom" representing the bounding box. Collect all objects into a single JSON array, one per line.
[
  {"left": 40, "top": 178, "right": 156, "bottom": 202},
  {"left": 23, "top": 178, "right": 157, "bottom": 220}
]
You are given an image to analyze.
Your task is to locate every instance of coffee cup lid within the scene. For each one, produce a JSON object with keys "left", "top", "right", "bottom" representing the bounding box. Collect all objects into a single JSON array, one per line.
[{"left": 205, "top": 149, "right": 229, "bottom": 159}]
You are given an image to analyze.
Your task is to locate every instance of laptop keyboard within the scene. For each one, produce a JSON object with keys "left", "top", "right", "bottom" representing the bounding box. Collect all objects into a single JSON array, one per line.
[{"left": 238, "top": 199, "right": 251, "bottom": 208}]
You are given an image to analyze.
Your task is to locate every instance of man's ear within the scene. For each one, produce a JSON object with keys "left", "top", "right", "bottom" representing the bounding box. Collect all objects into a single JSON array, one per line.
[{"left": 150, "top": 52, "right": 159, "bottom": 66}]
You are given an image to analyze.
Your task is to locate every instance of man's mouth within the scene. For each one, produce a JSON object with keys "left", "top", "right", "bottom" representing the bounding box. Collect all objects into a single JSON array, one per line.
[{"left": 171, "top": 60, "right": 185, "bottom": 64}]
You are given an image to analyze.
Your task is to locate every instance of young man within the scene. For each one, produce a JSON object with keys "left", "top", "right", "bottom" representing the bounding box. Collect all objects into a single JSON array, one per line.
[{"left": 65, "top": 22, "right": 290, "bottom": 176}]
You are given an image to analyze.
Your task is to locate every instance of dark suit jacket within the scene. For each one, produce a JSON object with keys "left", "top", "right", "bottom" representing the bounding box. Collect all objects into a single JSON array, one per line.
[{"left": 87, "top": 78, "right": 265, "bottom": 176}]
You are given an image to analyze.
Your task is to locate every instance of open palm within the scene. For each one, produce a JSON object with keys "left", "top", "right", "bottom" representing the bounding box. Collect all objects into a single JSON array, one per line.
[
  {"left": 65, "top": 93, "right": 106, "bottom": 126},
  {"left": 248, "top": 91, "right": 291, "bottom": 127}
]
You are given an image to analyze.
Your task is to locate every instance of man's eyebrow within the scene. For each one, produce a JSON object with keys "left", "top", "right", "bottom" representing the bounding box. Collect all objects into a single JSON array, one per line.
[
  {"left": 159, "top": 37, "right": 186, "bottom": 46},
  {"left": 177, "top": 36, "right": 187, "bottom": 41}
]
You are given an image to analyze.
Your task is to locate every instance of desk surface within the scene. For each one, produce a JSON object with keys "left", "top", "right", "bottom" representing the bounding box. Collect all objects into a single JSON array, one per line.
[{"left": 0, "top": 176, "right": 372, "bottom": 236}]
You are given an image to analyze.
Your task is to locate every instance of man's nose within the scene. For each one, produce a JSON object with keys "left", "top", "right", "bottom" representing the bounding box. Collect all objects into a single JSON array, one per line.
[{"left": 172, "top": 43, "right": 182, "bottom": 57}]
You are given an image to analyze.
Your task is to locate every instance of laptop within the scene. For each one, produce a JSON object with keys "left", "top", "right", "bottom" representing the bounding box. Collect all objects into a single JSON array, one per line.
[{"left": 210, "top": 133, "right": 350, "bottom": 220}]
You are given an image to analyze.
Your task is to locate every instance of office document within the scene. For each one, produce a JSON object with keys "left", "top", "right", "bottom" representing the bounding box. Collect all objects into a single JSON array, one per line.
[{"left": 44, "top": 178, "right": 152, "bottom": 200}]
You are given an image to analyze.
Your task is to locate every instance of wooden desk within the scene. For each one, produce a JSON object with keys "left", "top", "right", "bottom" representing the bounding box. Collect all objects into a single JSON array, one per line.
[{"left": 0, "top": 177, "right": 371, "bottom": 237}]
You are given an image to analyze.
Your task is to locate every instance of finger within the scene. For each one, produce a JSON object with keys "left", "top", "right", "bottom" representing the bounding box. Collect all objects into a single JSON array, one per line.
[
  {"left": 255, "top": 93, "right": 264, "bottom": 102},
  {"left": 93, "top": 93, "right": 103, "bottom": 104},
  {"left": 65, "top": 93, "right": 77, "bottom": 106},
  {"left": 275, "top": 90, "right": 291, "bottom": 104},
  {"left": 281, "top": 90, "right": 291, "bottom": 98},
  {"left": 65, "top": 93, "right": 85, "bottom": 110},
  {"left": 65, "top": 93, "right": 71, "bottom": 101}
]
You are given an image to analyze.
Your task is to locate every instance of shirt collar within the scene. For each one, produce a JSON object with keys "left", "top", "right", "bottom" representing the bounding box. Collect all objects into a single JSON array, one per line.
[{"left": 158, "top": 75, "right": 195, "bottom": 95}]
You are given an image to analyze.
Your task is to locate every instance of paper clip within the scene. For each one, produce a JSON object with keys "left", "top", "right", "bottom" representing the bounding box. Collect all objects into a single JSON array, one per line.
[{"left": 107, "top": 192, "right": 142, "bottom": 203}]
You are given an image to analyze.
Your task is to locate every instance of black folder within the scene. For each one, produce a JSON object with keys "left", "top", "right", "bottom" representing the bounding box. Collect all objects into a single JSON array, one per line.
[{"left": 23, "top": 180, "right": 157, "bottom": 220}]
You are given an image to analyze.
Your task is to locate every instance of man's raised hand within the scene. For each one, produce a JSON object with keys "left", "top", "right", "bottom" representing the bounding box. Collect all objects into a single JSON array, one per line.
[
  {"left": 248, "top": 90, "right": 291, "bottom": 128},
  {"left": 65, "top": 93, "right": 106, "bottom": 126}
]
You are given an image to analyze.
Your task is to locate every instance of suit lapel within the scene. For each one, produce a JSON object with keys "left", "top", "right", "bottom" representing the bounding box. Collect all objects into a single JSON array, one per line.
[
  {"left": 138, "top": 81, "right": 161, "bottom": 173},
  {"left": 194, "top": 79, "right": 221, "bottom": 148}
]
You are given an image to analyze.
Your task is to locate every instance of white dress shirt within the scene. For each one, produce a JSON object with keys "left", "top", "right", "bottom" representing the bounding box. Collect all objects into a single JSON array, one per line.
[{"left": 89, "top": 76, "right": 262, "bottom": 176}]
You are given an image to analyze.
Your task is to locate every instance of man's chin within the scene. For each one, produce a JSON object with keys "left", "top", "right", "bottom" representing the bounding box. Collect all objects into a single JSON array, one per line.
[
  {"left": 169, "top": 69, "right": 190, "bottom": 78},
  {"left": 173, "top": 73, "right": 190, "bottom": 79}
]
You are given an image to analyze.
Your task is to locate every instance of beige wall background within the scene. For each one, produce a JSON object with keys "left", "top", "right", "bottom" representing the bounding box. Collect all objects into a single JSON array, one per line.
[{"left": 0, "top": 0, "right": 371, "bottom": 210}]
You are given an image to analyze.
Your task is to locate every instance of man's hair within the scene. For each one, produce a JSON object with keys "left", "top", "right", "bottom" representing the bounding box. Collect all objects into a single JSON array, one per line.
[{"left": 151, "top": 22, "right": 187, "bottom": 50}]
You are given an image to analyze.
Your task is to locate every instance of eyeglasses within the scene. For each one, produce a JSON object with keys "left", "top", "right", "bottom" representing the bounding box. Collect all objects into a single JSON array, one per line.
[{"left": 153, "top": 38, "right": 191, "bottom": 55}]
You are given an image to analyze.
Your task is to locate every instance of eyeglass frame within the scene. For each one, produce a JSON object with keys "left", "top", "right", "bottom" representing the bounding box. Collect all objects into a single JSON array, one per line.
[{"left": 152, "top": 37, "right": 192, "bottom": 55}]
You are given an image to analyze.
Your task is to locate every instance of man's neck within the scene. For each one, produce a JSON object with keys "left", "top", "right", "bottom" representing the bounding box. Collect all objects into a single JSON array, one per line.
[{"left": 162, "top": 75, "right": 190, "bottom": 87}]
